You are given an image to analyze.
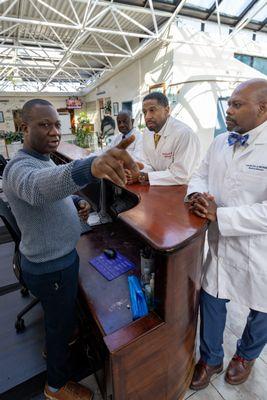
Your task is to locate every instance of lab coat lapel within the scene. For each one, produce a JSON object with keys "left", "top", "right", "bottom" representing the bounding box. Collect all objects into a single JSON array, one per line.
[
  {"left": 156, "top": 117, "right": 171, "bottom": 152},
  {"left": 235, "top": 129, "right": 267, "bottom": 160},
  {"left": 223, "top": 136, "right": 234, "bottom": 166}
]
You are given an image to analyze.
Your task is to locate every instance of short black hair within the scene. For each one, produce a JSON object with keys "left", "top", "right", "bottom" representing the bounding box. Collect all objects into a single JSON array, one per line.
[
  {"left": 22, "top": 99, "right": 53, "bottom": 122},
  {"left": 143, "top": 92, "right": 169, "bottom": 107}
]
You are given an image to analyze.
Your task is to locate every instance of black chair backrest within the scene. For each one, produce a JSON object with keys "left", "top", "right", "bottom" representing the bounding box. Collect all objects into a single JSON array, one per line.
[
  {"left": 0, "top": 198, "right": 21, "bottom": 247},
  {"left": 0, "top": 154, "right": 8, "bottom": 177}
]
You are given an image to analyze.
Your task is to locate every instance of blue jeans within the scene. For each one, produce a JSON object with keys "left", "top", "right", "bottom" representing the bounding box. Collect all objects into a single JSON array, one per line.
[
  {"left": 22, "top": 255, "right": 79, "bottom": 388},
  {"left": 199, "top": 289, "right": 267, "bottom": 365}
]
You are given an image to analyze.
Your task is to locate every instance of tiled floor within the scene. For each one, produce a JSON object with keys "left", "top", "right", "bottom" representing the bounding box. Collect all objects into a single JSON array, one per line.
[
  {"left": 185, "top": 300, "right": 267, "bottom": 400},
  {"left": 31, "top": 300, "right": 267, "bottom": 400}
]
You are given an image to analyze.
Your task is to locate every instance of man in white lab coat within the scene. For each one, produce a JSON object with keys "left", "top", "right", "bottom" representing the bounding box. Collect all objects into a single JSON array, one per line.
[
  {"left": 187, "top": 79, "right": 267, "bottom": 391},
  {"left": 90, "top": 110, "right": 143, "bottom": 161},
  {"left": 126, "top": 92, "right": 200, "bottom": 185},
  {"left": 110, "top": 110, "right": 143, "bottom": 162}
]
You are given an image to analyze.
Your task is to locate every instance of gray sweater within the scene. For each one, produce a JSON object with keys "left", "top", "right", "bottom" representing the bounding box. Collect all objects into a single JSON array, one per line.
[{"left": 3, "top": 149, "right": 97, "bottom": 271}]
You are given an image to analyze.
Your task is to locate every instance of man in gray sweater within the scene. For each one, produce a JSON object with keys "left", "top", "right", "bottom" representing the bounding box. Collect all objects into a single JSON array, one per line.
[{"left": 3, "top": 99, "right": 140, "bottom": 400}]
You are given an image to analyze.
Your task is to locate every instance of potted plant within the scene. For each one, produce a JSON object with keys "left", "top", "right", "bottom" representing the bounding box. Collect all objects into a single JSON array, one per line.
[
  {"left": 0, "top": 131, "right": 23, "bottom": 158},
  {"left": 104, "top": 99, "right": 112, "bottom": 115},
  {"left": 75, "top": 112, "right": 95, "bottom": 149}
]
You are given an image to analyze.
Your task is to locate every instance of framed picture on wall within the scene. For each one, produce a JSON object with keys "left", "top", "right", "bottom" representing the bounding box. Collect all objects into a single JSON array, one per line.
[
  {"left": 0, "top": 111, "right": 4, "bottom": 123},
  {"left": 149, "top": 83, "right": 166, "bottom": 95},
  {"left": 113, "top": 102, "right": 119, "bottom": 116},
  {"left": 100, "top": 108, "right": 105, "bottom": 120}
]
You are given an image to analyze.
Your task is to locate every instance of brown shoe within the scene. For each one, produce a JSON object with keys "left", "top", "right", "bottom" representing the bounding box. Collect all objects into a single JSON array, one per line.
[
  {"left": 190, "top": 359, "right": 223, "bottom": 391},
  {"left": 44, "top": 381, "right": 93, "bottom": 400},
  {"left": 225, "top": 354, "right": 255, "bottom": 385}
]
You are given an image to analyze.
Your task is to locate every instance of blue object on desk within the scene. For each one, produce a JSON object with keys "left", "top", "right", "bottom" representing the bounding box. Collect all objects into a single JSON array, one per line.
[
  {"left": 128, "top": 275, "right": 149, "bottom": 320},
  {"left": 89, "top": 251, "right": 135, "bottom": 280}
]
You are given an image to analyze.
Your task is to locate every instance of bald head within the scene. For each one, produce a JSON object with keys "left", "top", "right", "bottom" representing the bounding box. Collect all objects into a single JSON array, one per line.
[
  {"left": 233, "top": 78, "right": 267, "bottom": 103},
  {"left": 117, "top": 110, "right": 134, "bottom": 135},
  {"left": 226, "top": 78, "right": 267, "bottom": 134}
]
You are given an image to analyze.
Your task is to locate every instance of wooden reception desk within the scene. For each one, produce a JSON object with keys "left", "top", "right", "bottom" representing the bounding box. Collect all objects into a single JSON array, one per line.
[{"left": 53, "top": 143, "right": 207, "bottom": 400}]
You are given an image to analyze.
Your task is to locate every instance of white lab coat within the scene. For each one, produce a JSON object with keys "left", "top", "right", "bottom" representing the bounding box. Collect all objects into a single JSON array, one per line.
[
  {"left": 142, "top": 116, "right": 200, "bottom": 185},
  {"left": 109, "top": 128, "right": 144, "bottom": 162},
  {"left": 187, "top": 120, "right": 267, "bottom": 312},
  {"left": 89, "top": 128, "right": 143, "bottom": 161}
]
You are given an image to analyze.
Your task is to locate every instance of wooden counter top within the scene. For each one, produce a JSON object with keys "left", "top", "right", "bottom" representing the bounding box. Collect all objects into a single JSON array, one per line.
[
  {"left": 119, "top": 184, "right": 207, "bottom": 252},
  {"left": 55, "top": 142, "right": 207, "bottom": 252}
]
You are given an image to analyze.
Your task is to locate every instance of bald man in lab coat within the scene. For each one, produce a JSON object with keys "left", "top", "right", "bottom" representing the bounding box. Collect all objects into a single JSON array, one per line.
[{"left": 188, "top": 79, "right": 267, "bottom": 391}]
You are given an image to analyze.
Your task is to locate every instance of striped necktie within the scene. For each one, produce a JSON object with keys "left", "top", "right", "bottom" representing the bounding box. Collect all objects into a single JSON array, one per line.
[{"left": 154, "top": 133, "right": 161, "bottom": 148}]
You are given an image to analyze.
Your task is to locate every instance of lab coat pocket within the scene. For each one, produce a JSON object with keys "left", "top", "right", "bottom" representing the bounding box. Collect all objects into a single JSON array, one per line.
[
  {"left": 224, "top": 236, "right": 250, "bottom": 272},
  {"left": 249, "top": 236, "right": 267, "bottom": 277},
  {"left": 238, "top": 172, "right": 267, "bottom": 200}
]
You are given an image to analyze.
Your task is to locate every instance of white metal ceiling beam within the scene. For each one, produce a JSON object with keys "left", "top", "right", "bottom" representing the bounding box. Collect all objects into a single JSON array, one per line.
[
  {"left": 158, "top": 0, "right": 187, "bottom": 39},
  {"left": 40, "top": 0, "right": 103, "bottom": 92},
  {"left": 85, "top": 0, "right": 186, "bottom": 94},
  {"left": 73, "top": 0, "right": 172, "bottom": 18},
  {"left": 0, "top": 24, "right": 19, "bottom": 45},
  {"left": 0, "top": 16, "right": 154, "bottom": 38},
  {"left": 71, "top": 49, "right": 130, "bottom": 57},
  {"left": 0, "top": 23, "right": 20, "bottom": 36},
  {"left": 93, "top": 32, "right": 131, "bottom": 55},
  {"left": 81, "top": 54, "right": 97, "bottom": 75},
  {"left": 85, "top": 7, "right": 110, "bottom": 28},
  {"left": 1, "top": 0, "right": 18, "bottom": 18},
  {"left": 0, "top": 62, "right": 109, "bottom": 70},
  {"left": 113, "top": 7, "right": 155, "bottom": 36},
  {"left": 223, "top": 0, "right": 267, "bottom": 45},
  {"left": 68, "top": 0, "right": 81, "bottom": 25},
  {"left": 35, "top": 0, "right": 78, "bottom": 26},
  {"left": 111, "top": 10, "right": 133, "bottom": 56},
  {"left": 0, "top": 43, "right": 63, "bottom": 53},
  {"left": 27, "top": 31, "right": 57, "bottom": 68},
  {"left": 28, "top": 0, "right": 68, "bottom": 50},
  {"left": 91, "top": 34, "right": 113, "bottom": 68},
  {"left": 148, "top": 0, "right": 159, "bottom": 36},
  {"left": 215, "top": 0, "right": 222, "bottom": 38}
]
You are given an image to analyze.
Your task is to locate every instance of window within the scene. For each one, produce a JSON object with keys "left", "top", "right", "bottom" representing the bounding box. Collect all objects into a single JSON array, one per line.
[
  {"left": 121, "top": 101, "right": 133, "bottom": 113},
  {"left": 214, "top": 97, "right": 229, "bottom": 137},
  {"left": 235, "top": 53, "right": 267, "bottom": 76},
  {"left": 218, "top": 0, "right": 252, "bottom": 17},
  {"left": 185, "top": 0, "right": 214, "bottom": 10}
]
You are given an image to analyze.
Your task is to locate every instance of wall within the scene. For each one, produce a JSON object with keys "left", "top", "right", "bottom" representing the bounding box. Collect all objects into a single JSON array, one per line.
[
  {"left": 0, "top": 95, "right": 68, "bottom": 132},
  {"left": 84, "top": 42, "right": 173, "bottom": 135}
]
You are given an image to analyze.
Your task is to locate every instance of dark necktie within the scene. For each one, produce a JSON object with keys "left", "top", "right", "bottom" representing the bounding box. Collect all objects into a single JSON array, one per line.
[{"left": 228, "top": 132, "right": 249, "bottom": 147}]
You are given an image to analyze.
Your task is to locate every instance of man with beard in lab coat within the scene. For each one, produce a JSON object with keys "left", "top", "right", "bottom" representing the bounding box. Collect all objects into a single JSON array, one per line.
[
  {"left": 187, "top": 78, "right": 267, "bottom": 391},
  {"left": 126, "top": 92, "right": 200, "bottom": 185}
]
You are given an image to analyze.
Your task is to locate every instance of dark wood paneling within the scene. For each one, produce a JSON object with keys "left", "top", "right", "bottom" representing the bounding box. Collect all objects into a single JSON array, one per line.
[{"left": 57, "top": 142, "right": 207, "bottom": 400}]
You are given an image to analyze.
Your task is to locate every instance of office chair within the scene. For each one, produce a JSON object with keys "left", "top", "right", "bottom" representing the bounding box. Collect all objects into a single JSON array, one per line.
[
  {"left": 0, "top": 154, "right": 8, "bottom": 193},
  {"left": 0, "top": 198, "right": 40, "bottom": 333}
]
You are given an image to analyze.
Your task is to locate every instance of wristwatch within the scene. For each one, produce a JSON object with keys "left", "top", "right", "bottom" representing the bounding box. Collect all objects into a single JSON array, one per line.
[{"left": 138, "top": 172, "right": 148, "bottom": 183}]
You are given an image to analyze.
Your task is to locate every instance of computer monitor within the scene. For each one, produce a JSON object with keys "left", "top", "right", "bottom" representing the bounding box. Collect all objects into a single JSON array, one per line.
[{"left": 83, "top": 178, "right": 139, "bottom": 225}]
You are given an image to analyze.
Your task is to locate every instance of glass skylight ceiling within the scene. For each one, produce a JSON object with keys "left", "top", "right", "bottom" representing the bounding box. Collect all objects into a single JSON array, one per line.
[
  {"left": 185, "top": 0, "right": 267, "bottom": 22},
  {"left": 185, "top": 0, "right": 214, "bottom": 10},
  {"left": 252, "top": 1, "right": 267, "bottom": 22},
  {"left": 218, "top": 0, "right": 252, "bottom": 17}
]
